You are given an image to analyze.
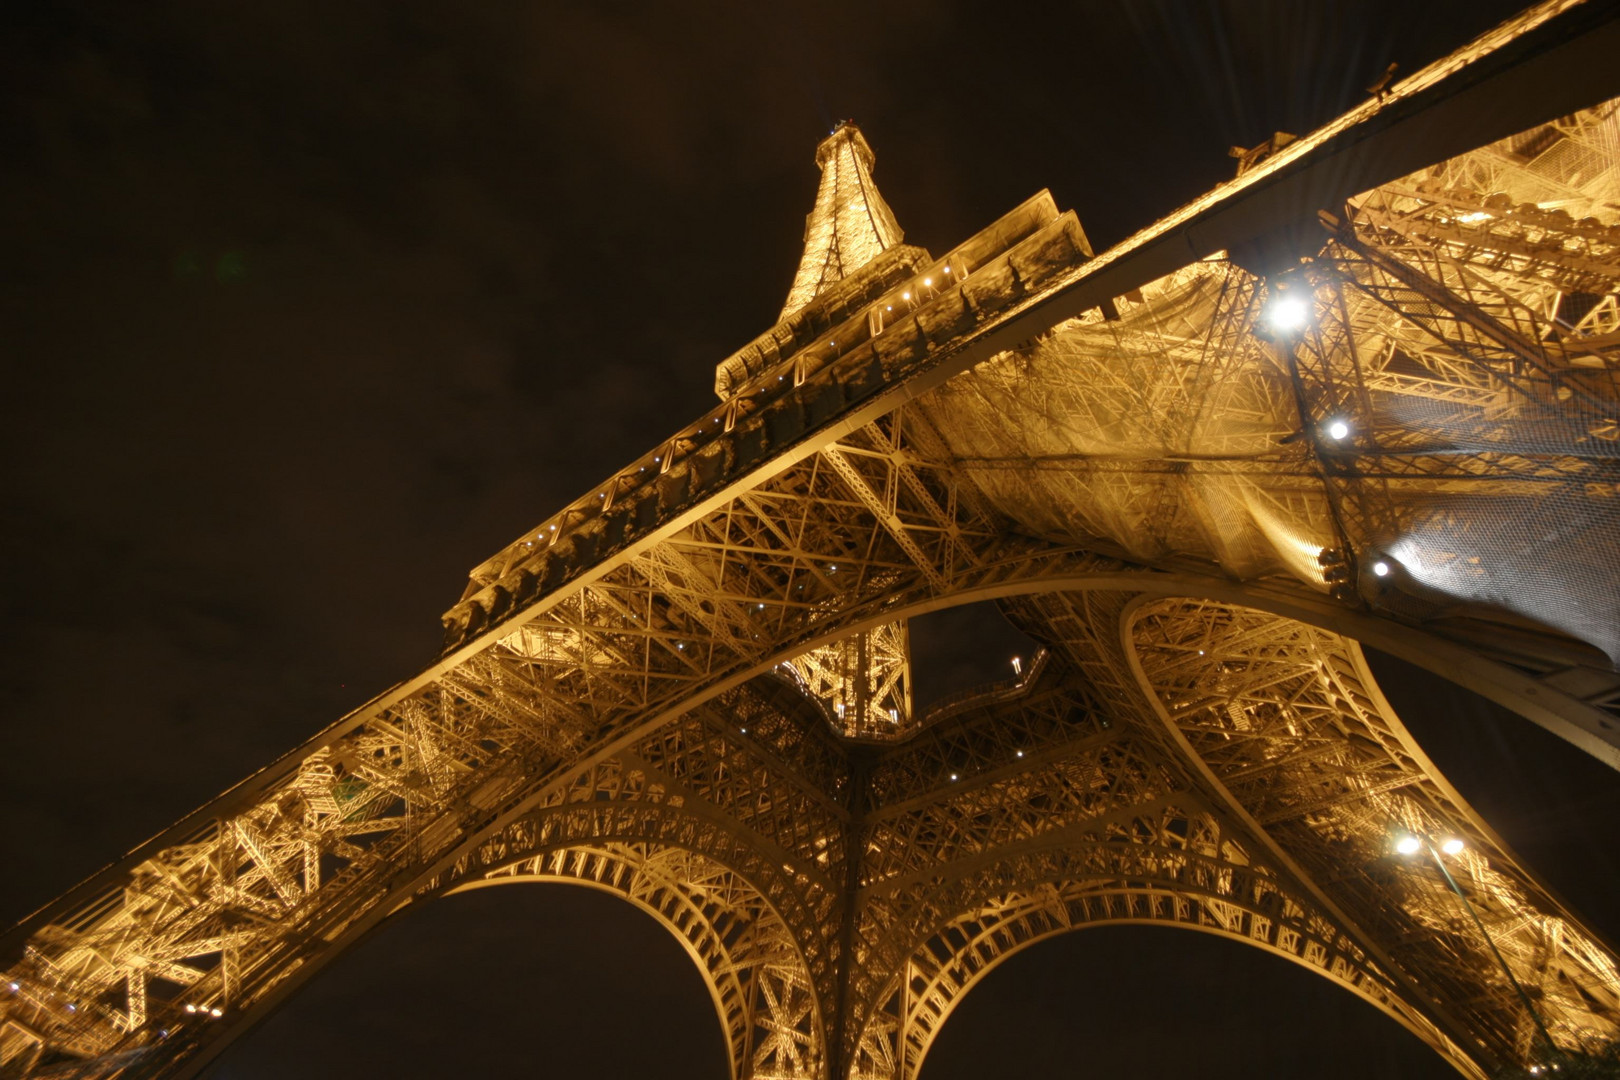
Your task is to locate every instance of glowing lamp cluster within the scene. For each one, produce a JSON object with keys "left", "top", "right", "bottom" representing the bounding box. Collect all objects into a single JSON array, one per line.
[{"left": 1395, "top": 834, "right": 1466, "bottom": 856}]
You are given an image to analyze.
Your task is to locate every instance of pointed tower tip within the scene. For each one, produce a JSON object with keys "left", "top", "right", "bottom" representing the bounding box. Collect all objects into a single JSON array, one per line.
[
  {"left": 816, "top": 120, "right": 875, "bottom": 169},
  {"left": 780, "top": 121, "right": 904, "bottom": 321}
]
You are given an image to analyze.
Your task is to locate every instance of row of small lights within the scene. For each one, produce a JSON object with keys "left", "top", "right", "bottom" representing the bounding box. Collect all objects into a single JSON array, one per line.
[
  {"left": 6, "top": 979, "right": 219, "bottom": 1023},
  {"left": 947, "top": 661, "right": 1033, "bottom": 781},
  {"left": 680, "top": 268, "right": 954, "bottom": 446},
  {"left": 1394, "top": 828, "right": 1566, "bottom": 1064},
  {"left": 764, "top": 653, "right": 1034, "bottom": 776},
  {"left": 882, "top": 271, "right": 946, "bottom": 315},
  {"left": 1396, "top": 833, "right": 1465, "bottom": 857},
  {"left": 510, "top": 259, "right": 956, "bottom": 564},
  {"left": 1267, "top": 291, "right": 1358, "bottom": 445},
  {"left": 949, "top": 748, "right": 1029, "bottom": 784},
  {"left": 512, "top": 285, "right": 1380, "bottom": 590},
  {"left": 1269, "top": 290, "right": 1388, "bottom": 582},
  {"left": 938, "top": 654, "right": 1125, "bottom": 781},
  {"left": 1267, "top": 291, "right": 1404, "bottom": 581},
  {"left": 773, "top": 267, "right": 953, "bottom": 381},
  {"left": 1318, "top": 416, "right": 1397, "bottom": 585},
  {"left": 6, "top": 981, "right": 81, "bottom": 1017}
]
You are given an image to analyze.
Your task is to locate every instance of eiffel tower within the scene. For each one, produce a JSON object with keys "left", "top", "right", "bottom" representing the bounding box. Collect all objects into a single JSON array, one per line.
[{"left": 6, "top": 4, "right": 1620, "bottom": 1079}]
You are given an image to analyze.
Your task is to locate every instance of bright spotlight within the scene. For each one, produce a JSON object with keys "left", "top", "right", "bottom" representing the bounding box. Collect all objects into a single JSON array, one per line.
[
  {"left": 1395, "top": 835, "right": 1423, "bottom": 856},
  {"left": 1373, "top": 560, "right": 1390, "bottom": 577},
  {"left": 1326, "top": 419, "right": 1350, "bottom": 440},
  {"left": 1267, "top": 293, "right": 1310, "bottom": 332},
  {"left": 1441, "top": 838, "right": 1465, "bottom": 856}
]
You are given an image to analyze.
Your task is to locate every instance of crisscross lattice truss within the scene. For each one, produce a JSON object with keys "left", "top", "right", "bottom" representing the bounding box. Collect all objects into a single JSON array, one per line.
[{"left": 5, "top": 14, "right": 1620, "bottom": 1080}]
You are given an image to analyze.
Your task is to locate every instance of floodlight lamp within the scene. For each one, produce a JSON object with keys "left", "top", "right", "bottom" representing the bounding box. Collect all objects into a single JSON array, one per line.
[
  {"left": 1266, "top": 293, "right": 1310, "bottom": 333},
  {"left": 1441, "top": 838, "right": 1465, "bottom": 856},
  {"left": 1373, "top": 560, "right": 1390, "bottom": 577},
  {"left": 1327, "top": 419, "right": 1350, "bottom": 440},
  {"left": 1395, "top": 835, "right": 1423, "bottom": 855}
]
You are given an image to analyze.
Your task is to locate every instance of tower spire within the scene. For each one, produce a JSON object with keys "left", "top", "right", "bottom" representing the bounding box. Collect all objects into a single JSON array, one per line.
[{"left": 779, "top": 121, "right": 904, "bottom": 321}]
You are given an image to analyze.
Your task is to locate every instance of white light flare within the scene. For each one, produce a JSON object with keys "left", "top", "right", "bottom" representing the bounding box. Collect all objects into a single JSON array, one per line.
[{"left": 1266, "top": 293, "right": 1310, "bottom": 333}]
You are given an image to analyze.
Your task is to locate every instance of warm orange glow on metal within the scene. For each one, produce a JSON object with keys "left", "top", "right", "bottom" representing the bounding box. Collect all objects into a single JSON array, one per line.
[
  {"left": 4, "top": 4, "right": 1620, "bottom": 1079},
  {"left": 780, "top": 122, "right": 904, "bottom": 321}
]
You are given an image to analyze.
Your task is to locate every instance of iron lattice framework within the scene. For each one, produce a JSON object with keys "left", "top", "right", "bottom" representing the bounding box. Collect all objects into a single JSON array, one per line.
[{"left": 6, "top": 4, "right": 1620, "bottom": 1078}]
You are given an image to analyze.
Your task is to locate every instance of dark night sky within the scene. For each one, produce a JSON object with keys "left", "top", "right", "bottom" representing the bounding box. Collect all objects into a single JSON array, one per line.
[{"left": 3, "top": 1, "right": 1617, "bottom": 1077}]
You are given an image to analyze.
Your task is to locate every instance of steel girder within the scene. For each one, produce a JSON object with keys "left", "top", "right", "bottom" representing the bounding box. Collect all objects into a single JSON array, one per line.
[{"left": 6, "top": 5, "right": 1620, "bottom": 1078}]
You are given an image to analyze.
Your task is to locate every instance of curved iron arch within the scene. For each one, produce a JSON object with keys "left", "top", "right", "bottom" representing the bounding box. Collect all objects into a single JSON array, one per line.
[
  {"left": 858, "top": 874, "right": 1480, "bottom": 1080},
  {"left": 1113, "top": 593, "right": 1620, "bottom": 1065},
  {"left": 420, "top": 798, "right": 831, "bottom": 1080}
]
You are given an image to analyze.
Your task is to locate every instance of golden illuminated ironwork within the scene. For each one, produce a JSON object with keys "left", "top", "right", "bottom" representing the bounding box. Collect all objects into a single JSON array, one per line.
[
  {"left": 781, "top": 123, "right": 905, "bottom": 321},
  {"left": 5, "top": 3, "right": 1620, "bottom": 1078}
]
